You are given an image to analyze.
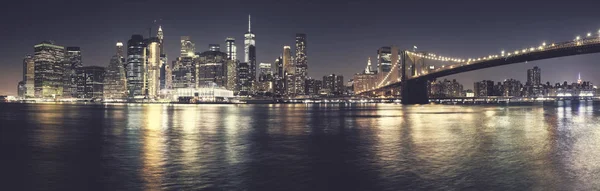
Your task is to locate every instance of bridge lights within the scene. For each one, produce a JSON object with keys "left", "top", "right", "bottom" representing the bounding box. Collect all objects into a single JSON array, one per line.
[{"left": 576, "top": 36, "right": 581, "bottom": 40}]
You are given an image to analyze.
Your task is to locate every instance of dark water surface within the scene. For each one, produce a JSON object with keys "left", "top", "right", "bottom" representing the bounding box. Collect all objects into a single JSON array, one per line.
[{"left": 1, "top": 102, "right": 600, "bottom": 190}]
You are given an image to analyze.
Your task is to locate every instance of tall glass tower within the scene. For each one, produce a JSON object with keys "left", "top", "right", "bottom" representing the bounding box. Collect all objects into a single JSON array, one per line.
[
  {"left": 244, "top": 15, "right": 256, "bottom": 93},
  {"left": 126, "top": 35, "right": 147, "bottom": 99}
]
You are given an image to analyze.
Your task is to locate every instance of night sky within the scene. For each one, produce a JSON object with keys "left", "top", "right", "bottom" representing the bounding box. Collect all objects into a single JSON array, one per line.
[{"left": 1, "top": 0, "right": 599, "bottom": 95}]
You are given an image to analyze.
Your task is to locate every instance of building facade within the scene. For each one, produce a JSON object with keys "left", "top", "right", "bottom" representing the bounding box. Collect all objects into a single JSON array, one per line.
[
  {"left": 244, "top": 15, "right": 257, "bottom": 94},
  {"left": 22, "top": 55, "right": 35, "bottom": 98},
  {"left": 294, "top": 34, "right": 307, "bottom": 95},
  {"left": 76, "top": 66, "right": 105, "bottom": 99},
  {"left": 146, "top": 37, "right": 161, "bottom": 99},
  {"left": 126, "top": 35, "right": 147, "bottom": 99},
  {"left": 225, "top": 37, "right": 237, "bottom": 61},
  {"left": 34, "top": 41, "right": 65, "bottom": 98},
  {"left": 196, "top": 48, "right": 228, "bottom": 88},
  {"left": 63, "top": 47, "right": 82, "bottom": 98},
  {"left": 104, "top": 54, "right": 127, "bottom": 100}
]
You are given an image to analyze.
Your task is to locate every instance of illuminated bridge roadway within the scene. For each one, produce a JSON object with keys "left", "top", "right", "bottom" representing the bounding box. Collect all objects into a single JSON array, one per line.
[{"left": 360, "top": 30, "right": 600, "bottom": 104}]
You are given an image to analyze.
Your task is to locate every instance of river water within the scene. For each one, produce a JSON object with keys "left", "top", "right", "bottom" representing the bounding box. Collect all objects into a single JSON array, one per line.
[{"left": 1, "top": 102, "right": 599, "bottom": 190}]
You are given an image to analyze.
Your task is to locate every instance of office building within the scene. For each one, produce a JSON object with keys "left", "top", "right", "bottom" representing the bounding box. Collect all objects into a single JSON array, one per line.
[
  {"left": 33, "top": 41, "right": 65, "bottom": 98},
  {"left": 244, "top": 15, "right": 257, "bottom": 93},
  {"left": 236, "top": 62, "right": 251, "bottom": 95},
  {"left": 323, "top": 74, "right": 344, "bottom": 96},
  {"left": 22, "top": 55, "right": 35, "bottom": 98},
  {"left": 126, "top": 35, "right": 147, "bottom": 99},
  {"left": 62, "top": 47, "right": 82, "bottom": 98},
  {"left": 180, "top": 36, "right": 195, "bottom": 57},
  {"left": 226, "top": 60, "right": 238, "bottom": 91},
  {"left": 474, "top": 80, "right": 495, "bottom": 97},
  {"left": 104, "top": 55, "right": 128, "bottom": 100},
  {"left": 196, "top": 46, "right": 228, "bottom": 88},
  {"left": 294, "top": 34, "right": 308, "bottom": 95},
  {"left": 76, "top": 66, "right": 105, "bottom": 99},
  {"left": 146, "top": 37, "right": 161, "bottom": 99},
  {"left": 225, "top": 37, "right": 237, "bottom": 61},
  {"left": 172, "top": 57, "right": 196, "bottom": 89}
]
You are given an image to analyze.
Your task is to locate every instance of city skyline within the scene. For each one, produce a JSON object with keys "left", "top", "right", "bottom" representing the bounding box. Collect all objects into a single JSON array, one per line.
[{"left": 2, "top": 0, "right": 600, "bottom": 95}]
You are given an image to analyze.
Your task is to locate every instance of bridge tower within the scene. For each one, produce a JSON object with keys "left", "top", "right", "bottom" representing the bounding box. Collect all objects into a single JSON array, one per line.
[{"left": 401, "top": 51, "right": 430, "bottom": 104}]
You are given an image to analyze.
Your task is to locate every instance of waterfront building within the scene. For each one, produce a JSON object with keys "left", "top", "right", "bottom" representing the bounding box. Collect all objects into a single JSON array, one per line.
[
  {"left": 294, "top": 33, "right": 307, "bottom": 95},
  {"left": 62, "top": 47, "right": 82, "bottom": 98},
  {"left": 104, "top": 52, "right": 128, "bottom": 100},
  {"left": 304, "top": 77, "right": 322, "bottom": 96},
  {"left": 353, "top": 57, "right": 378, "bottom": 94},
  {"left": 22, "top": 55, "right": 35, "bottom": 98},
  {"left": 283, "top": 46, "right": 295, "bottom": 96},
  {"left": 226, "top": 60, "right": 238, "bottom": 91},
  {"left": 146, "top": 37, "right": 161, "bottom": 99},
  {"left": 33, "top": 41, "right": 65, "bottom": 98},
  {"left": 172, "top": 57, "right": 196, "bottom": 89},
  {"left": 126, "top": 35, "right": 147, "bottom": 99},
  {"left": 503, "top": 79, "right": 522, "bottom": 97},
  {"left": 17, "top": 81, "right": 26, "bottom": 98},
  {"left": 196, "top": 46, "right": 228, "bottom": 88},
  {"left": 257, "top": 63, "right": 273, "bottom": 94},
  {"left": 76, "top": 66, "right": 105, "bottom": 99},
  {"left": 474, "top": 80, "right": 495, "bottom": 97},
  {"left": 236, "top": 62, "right": 251, "bottom": 95},
  {"left": 323, "top": 74, "right": 344, "bottom": 96}
]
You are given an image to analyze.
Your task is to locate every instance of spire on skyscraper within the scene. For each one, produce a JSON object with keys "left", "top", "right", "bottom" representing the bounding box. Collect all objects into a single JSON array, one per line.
[
  {"left": 578, "top": 72, "right": 582, "bottom": 84},
  {"left": 248, "top": 14, "right": 251, "bottom": 32}
]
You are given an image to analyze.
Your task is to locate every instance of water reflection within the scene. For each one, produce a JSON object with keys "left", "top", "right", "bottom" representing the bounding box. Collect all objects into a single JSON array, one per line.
[{"left": 2, "top": 103, "right": 600, "bottom": 190}]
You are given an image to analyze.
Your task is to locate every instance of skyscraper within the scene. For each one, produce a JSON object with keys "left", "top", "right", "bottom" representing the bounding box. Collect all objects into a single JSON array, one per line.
[
  {"left": 33, "top": 41, "right": 65, "bottom": 98},
  {"left": 76, "top": 66, "right": 105, "bottom": 99},
  {"left": 226, "top": 60, "right": 238, "bottom": 91},
  {"left": 377, "top": 47, "right": 392, "bottom": 73},
  {"left": 22, "top": 55, "right": 34, "bottom": 98},
  {"left": 527, "top": 66, "right": 541, "bottom": 86},
  {"left": 294, "top": 33, "right": 307, "bottom": 95},
  {"left": 104, "top": 54, "right": 127, "bottom": 100},
  {"left": 63, "top": 47, "right": 82, "bottom": 98},
  {"left": 146, "top": 37, "right": 161, "bottom": 99},
  {"left": 283, "top": 46, "right": 295, "bottom": 96},
  {"left": 257, "top": 63, "right": 273, "bottom": 93},
  {"left": 116, "top": 41, "right": 125, "bottom": 63},
  {"left": 196, "top": 46, "right": 228, "bottom": 87},
  {"left": 158, "top": 26, "right": 169, "bottom": 92},
  {"left": 323, "top": 74, "right": 344, "bottom": 96},
  {"left": 244, "top": 15, "right": 257, "bottom": 93},
  {"left": 180, "top": 36, "right": 195, "bottom": 57},
  {"left": 126, "top": 35, "right": 147, "bottom": 99},
  {"left": 226, "top": 37, "right": 237, "bottom": 61},
  {"left": 157, "top": 26, "right": 164, "bottom": 55},
  {"left": 236, "top": 62, "right": 251, "bottom": 96}
]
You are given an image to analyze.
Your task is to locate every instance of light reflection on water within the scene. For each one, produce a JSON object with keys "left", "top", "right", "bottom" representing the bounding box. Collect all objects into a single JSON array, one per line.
[{"left": 1, "top": 102, "right": 600, "bottom": 190}]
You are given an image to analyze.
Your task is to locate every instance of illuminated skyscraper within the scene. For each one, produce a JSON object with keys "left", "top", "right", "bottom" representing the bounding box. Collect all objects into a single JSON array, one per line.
[
  {"left": 146, "top": 37, "right": 161, "bottom": 99},
  {"left": 294, "top": 34, "right": 307, "bottom": 95},
  {"left": 22, "top": 55, "right": 34, "bottom": 98},
  {"left": 226, "top": 60, "right": 238, "bottom": 91},
  {"left": 180, "top": 36, "right": 195, "bottom": 57},
  {"left": 157, "top": 26, "right": 164, "bottom": 54},
  {"left": 377, "top": 47, "right": 392, "bottom": 73},
  {"left": 225, "top": 37, "right": 237, "bottom": 61},
  {"left": 104, "top": 53, "right": 127, "bottom": 100},
  {"left": 282, "top": 46, "right": 295, "bottom": 96},
  {"left": 76, "top": 66, "right": 105, "bottom": 99},
  {"left": 257, "top": 63, "right": 273, "bottom": 93},
  {"left": 196, "top": 46, "right": 228, "bottom": 87},
  {"left": 33, "top": 41, "right": 65, "bottom": 98},
  {"left": 244, "top": 15, "right": 256, "bottom": 93},
  {"left": 116, "top": 42, "right": 125, "bottom": 62},
  {"left": 126, "top": 35, "right": 147, "bottom": 99},
  {"left": 63, "top": 47, "right": 82, "bottom": 98},
  {"left": 236, "top": 62, "right": 251, "bottom": 96}
]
